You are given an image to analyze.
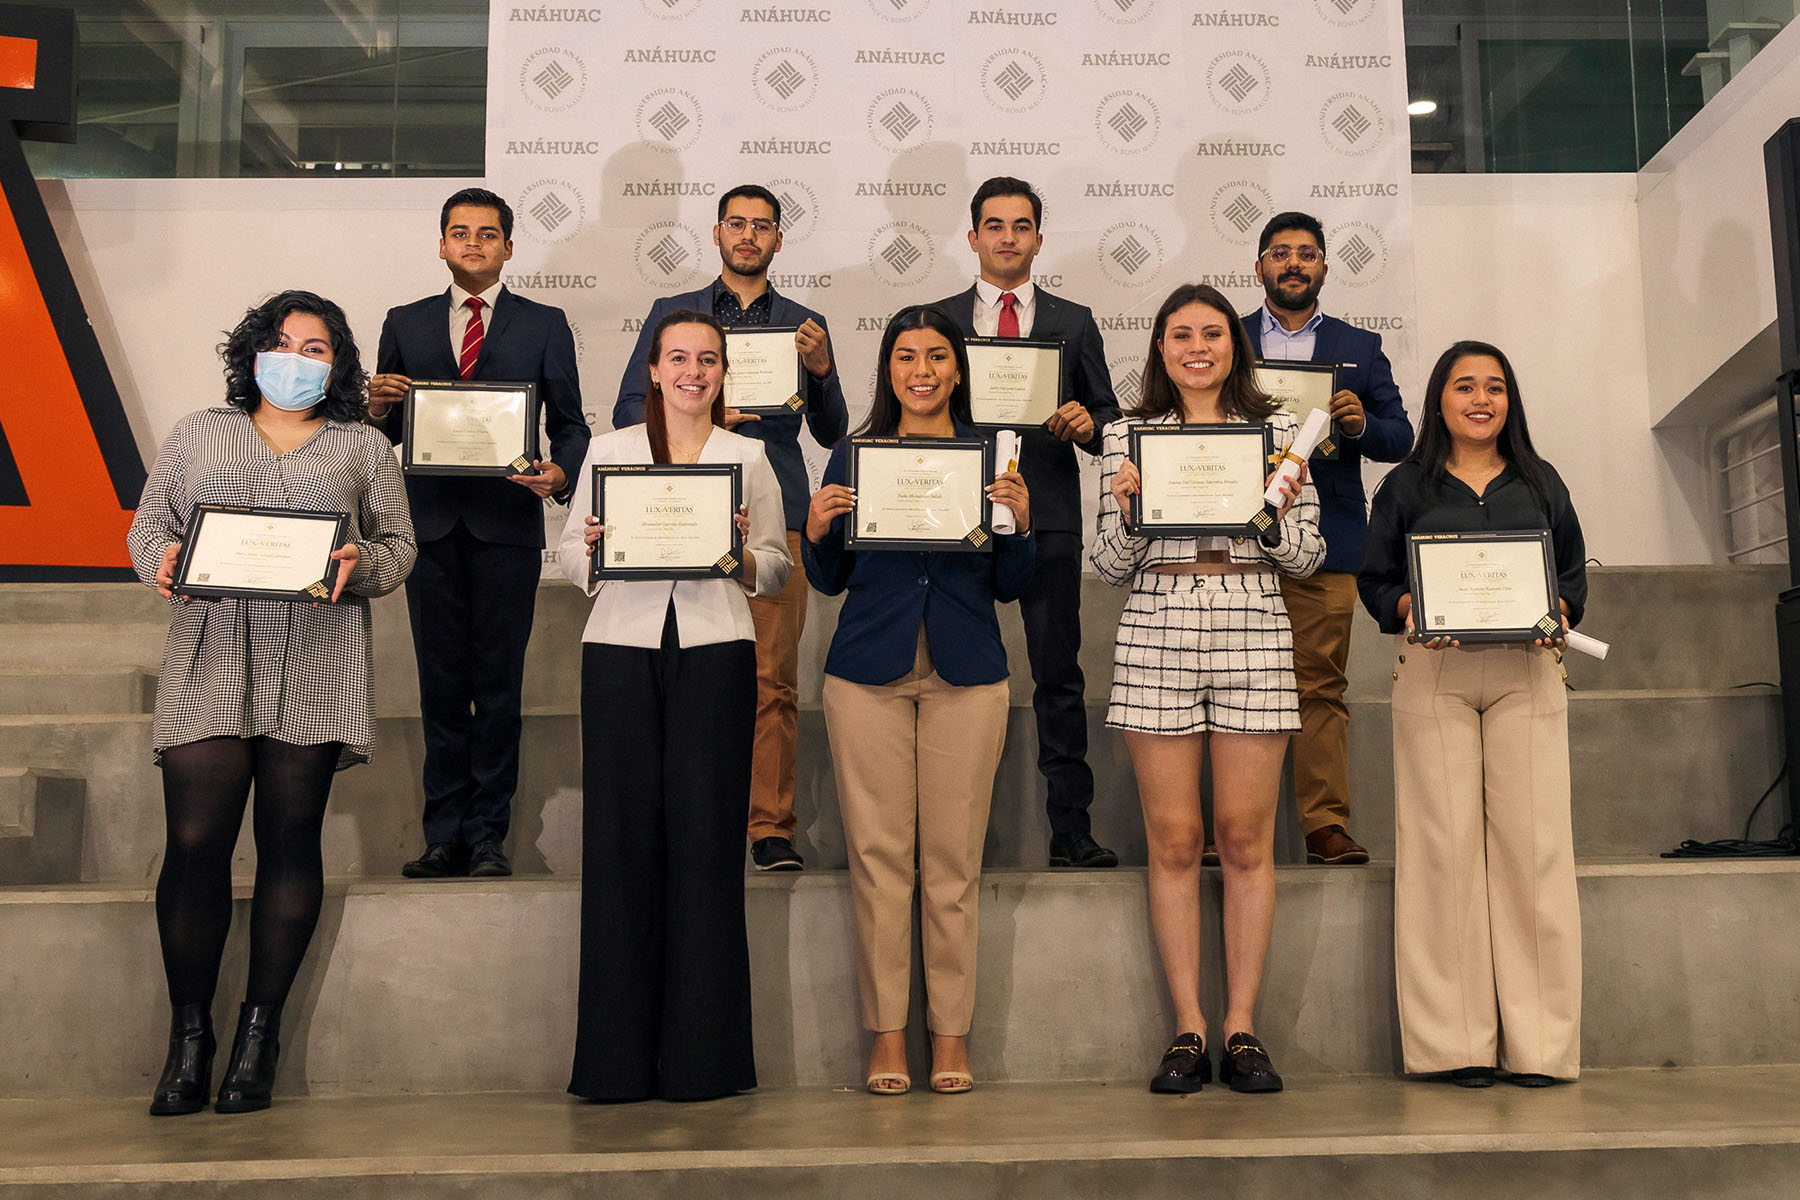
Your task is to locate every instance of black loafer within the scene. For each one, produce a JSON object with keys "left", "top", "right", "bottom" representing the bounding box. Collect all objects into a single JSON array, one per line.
[
  {"left": 1049, "top": 832, "right": 1118, "bottom": 869},
  {"left": 402, "top": 842, "right": 466, "bottom": 878},
  {"left": 1149, "top": 1033, "right": 1210, "bottom": 1093},
  {"left": 750, "top": 836, "right": 804, "bottom": 871},
  {"left": 1508, "top": 1072, "right": 1556, "bottom": 1088},
  {"left": 1450, "top": 1066, "right": 1497, "bottom": 1088},
  {"left": 467, "top": 841, "right": 512, "bottom": 877},
  {"left": 1219, "top": 1032, "right": 1284, "bottom": 1093}
]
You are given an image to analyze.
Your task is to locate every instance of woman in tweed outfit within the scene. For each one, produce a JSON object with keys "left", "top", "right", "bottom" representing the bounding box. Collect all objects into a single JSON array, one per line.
[
  {"left": 1093, "top": 283, "right": 1323, "bottom": 1095},
  {"left": 126, "top": 291, "right": 415, "bottom": 1116}
]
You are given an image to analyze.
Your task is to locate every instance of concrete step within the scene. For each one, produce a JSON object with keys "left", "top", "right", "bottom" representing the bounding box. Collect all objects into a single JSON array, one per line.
[
  {"left": 0, "top": 768, "right": 84, "bottom": 885},
  {"left": 0, "top": 670, "right": 153, "bottom": 715},
  {"left": 0, "top": 684, "right": 1778, "bottom": 882},
  {"left": 1, "top": 859, "right": 1795, "bottom": 1099},
  {"left": 5, "top": 1069, "right": 1800, "bottom": 1198}
]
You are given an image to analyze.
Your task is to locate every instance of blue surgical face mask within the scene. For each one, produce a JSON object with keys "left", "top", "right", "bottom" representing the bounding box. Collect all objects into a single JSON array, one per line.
[{"left": 255, "top": 350, "right": 332, "bottom": 412}]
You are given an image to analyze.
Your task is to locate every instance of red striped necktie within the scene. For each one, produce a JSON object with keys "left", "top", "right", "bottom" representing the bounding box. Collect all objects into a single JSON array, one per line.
[{"left": 459, "top": 297, "right": 485, "bottom": 379}]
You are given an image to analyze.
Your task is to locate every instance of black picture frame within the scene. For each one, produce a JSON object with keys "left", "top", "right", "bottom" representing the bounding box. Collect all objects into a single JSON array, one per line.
[
  {"left": 401, "top": 380, "right": 541, "bottom": 476},
  {"left": 1406, "top": 529, "right": 1562, "bottom": 643},
  {"left": 171, "top": 505, "right": 349, "bottom": 603},
  {"left": 844, "top": 436, "right": 995, "bottom": 552},
  {"left": 1128, "top": 423, "right": 1277, "bottom": 538},
  {"left": 590, "top": 463, "right": 745, "bottom": 583}
]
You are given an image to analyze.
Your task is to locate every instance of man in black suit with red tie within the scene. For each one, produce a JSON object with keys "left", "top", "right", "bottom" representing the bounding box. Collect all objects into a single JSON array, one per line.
[
  {"left": 935, "top": 176, "right": 1121, "bottom": 868},
  {"left": 368, "top": 188, "right": 590, "bottom": 879}
]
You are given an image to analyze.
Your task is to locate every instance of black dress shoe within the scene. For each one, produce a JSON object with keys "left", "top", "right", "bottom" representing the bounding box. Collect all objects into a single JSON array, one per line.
[
  {"left": 1219, "top": 1032, "right": 1284, "bottom": 1093},
  {"left": 402, "top": 842, "right": 466, "bottom": 879},
  {"left": 467, "top": 841, "right": 512, "bottom": 877},
  {"left": 1049, "top": 832, "right": 1118, "bottom": 869},
  {"left": 1450, "top": 1066, "right": 1497, "bottom": 1088},
  {"left": 215, "top": 1003, "right": 281, "bottom": 1114},
  {"left": 1508, "top": 1072, "right": 1556, "bottom": 1088},
  {"left": 750, "top": 836, "right": 804, "bottom": 871},
  {"left": 1149, "top": 1032, "right": 1210, "bottom": 1093},
  {"left": 148, "top": 1002, "right": 215, "bottom": 1116}
]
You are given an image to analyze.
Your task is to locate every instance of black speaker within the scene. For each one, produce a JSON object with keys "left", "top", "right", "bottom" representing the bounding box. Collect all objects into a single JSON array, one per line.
[{"left": 1761, "top": 120, "right": 1800, "bottom": 838}]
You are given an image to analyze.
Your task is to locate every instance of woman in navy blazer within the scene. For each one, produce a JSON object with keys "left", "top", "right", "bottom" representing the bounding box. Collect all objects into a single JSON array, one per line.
[{"left": 804, "top": 306, "right": 1032, "bottom": 1097}]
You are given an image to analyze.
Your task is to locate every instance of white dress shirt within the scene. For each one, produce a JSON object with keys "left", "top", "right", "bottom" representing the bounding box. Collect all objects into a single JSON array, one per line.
[
  {"left": 971, "top": 277, "right": 1037, "bottom": 338},
  {"left": 558, "top": 425, "right": 791, "bottom": 648},
  {"left": 448, "top": 279, "right": 503, "bottom": 358}
]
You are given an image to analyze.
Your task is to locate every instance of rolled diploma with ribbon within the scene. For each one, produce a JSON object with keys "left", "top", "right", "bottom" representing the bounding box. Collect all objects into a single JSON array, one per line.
[
  {"left": 1263, "top": 407, "right": 1331, "bottom": 507},
  {"left": 1564, "top": 629, "right": 1610, "bottom": 660},
  {"left": 991, "top": 429, "right": 1021, "bottom": 536}
]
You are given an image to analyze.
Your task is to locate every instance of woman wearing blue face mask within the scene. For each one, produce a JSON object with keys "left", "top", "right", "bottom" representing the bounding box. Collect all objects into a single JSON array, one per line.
[{"left": 126, "top": 291, "right": 416, "bottom": 1116}]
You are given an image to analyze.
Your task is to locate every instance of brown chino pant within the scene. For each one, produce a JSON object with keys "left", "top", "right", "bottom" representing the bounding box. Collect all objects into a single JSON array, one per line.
[
  {"left": 1278, "top": 569, "right": 1359, "bottom": 835},
  {"left": 822, "top": 630, "right": 1009, "bottom": 1035},
  {"left": 747, "top": 530, "right": 807, "bottom": 842},
  {"left": 1390, "top": 639, "right": 1582, "bottom": 1079}
]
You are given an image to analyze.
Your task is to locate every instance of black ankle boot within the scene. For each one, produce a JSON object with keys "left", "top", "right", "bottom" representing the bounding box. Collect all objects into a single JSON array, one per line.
[
  {"left": 148, "top": 1002, "right": 215, "bottom": 1116},
  {"left": 214, "top": 1002, "right": 281, "bottom": 1113}
]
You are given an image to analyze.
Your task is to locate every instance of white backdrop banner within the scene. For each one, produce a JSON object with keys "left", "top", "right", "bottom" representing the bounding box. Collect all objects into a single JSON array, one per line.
[{"left": 487, "top": 0, "right": 1417, "bottom": 568}]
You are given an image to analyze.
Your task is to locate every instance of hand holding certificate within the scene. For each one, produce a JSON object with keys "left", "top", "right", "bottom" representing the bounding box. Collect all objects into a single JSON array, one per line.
[
  {"left": 590, "top": 464, "right": 745, "bottom": 582},
  {"left": 1253, "top": 362, "right": 1340, "bottom": 458},
  {"left": 1128, "top": 424, "right": 1277, "bottom": 537},
  {"left": 845, "top": 437, "right": 994, "bottom": 551},
  {"left": 402, "top": 381, "right": 540, "bottom": 475},
  {"left": 1406, "top": 531, "right": 1562, "bottom": 643},
  {"left": 721, "top": 326, "right": 805, "bottom": 415},
  {"left": 171, "top": 505, "right": 351, "bottom": 603},
  {"left": 965, "top": 338, "right": 1063, "bottom": 429}
]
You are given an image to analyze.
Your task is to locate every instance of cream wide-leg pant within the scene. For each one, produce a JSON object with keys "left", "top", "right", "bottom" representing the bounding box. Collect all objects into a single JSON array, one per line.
[{"left": 1390, "top": 638, "right": 1582, "bottom": 1079}]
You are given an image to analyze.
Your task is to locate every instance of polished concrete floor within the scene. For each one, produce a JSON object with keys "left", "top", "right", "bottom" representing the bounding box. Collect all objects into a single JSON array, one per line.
[{"left": 5, "top": 1066, "right": 1800, "bottom": 1196}]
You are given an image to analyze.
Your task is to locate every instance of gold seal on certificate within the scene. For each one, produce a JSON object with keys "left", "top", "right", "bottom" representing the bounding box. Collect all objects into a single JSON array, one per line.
[
  {"left": 1129, "top": 423, "right": 1276, "bottom": 537},
  {"left": 172, "top": 505, "right": 349, "bottom": 602},
  {"left": 591, "top": 463, "right": 744, "bottom": 583},
  {"left": 402, "top": 381, "right": 540, "bottom": 475},
  {"left": 845, "top": 436, "right": 993, "bottom": 552},
  {"left": 721, "top": 326, "right": 804, "bottom": 415},
  {"left": 1253, "top": 362, "right": 1340, "bottom": 459},
  {"left": 965, "top": 337, "right": 1063, "bottom": 429},
  {"left": 1406, "top": 530, "right": 1561, "bottom": 642}
]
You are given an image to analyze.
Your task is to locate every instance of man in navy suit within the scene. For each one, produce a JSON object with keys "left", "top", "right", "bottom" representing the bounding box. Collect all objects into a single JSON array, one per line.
[
  {"left": 935, "top": 177, "right": 1121, "bottom": 869},
  {"left": 614, "top": 183, "right": 848, "bottom": 873},
  {"left": 368, "top": 188, "right": 590, "bottom": 879},
  {"left": 1244, "top": 211, "right": 1412, "bottom": 865}
]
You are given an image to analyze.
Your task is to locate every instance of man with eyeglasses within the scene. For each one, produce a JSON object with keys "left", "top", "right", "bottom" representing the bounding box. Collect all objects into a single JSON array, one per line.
[
  {"left": 1244, "top": 211, "right": 1412, "bottom": 866},
  {"left": 613, "top": 183, "right": 848, "bottom": 872}
]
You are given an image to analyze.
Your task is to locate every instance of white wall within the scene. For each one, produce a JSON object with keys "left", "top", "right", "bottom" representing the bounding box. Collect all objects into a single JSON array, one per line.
[{"left": 41, "top": 172, "right": 1721, "bottom": 566}]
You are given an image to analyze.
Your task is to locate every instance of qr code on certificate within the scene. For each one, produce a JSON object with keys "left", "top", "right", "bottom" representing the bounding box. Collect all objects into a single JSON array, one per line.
[
  {"left": 420, "top": 452, "right": 433, "bottom": 461},
  {"left": 863, "top": 522, "right": 877, "bottom": 534},
  {"left": 1433, "top": 615, "right": 1446, "bottom": 627},
  {"left": 613, "top": 551, "right": 625, "bottom": 563}
]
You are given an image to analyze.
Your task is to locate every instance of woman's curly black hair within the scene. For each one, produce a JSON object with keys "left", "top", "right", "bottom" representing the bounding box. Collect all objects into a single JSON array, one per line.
[{"left": 217, "top": 290, "right": 368, "bottom": 421}]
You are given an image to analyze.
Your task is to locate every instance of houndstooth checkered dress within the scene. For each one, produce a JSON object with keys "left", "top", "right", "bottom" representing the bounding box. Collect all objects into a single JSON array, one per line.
[
  {"left": 126, "top": 408, "right": 416, "bottom": 766},
  {"left": 1092, "top": 409, "right": 1324, "bottom": 735}
]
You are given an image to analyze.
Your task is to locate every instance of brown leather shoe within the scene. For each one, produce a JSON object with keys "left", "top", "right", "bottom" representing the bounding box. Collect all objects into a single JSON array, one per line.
[{"left": 1305, "top": 825, "right": 1369, "bottom": 865}]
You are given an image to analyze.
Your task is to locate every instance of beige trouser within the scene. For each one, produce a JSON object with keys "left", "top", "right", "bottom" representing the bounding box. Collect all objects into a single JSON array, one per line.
[
  {"left": 822, "top": 629, "right": 1009, "bottom": 1035},
  {"left": 1278, "top": 570, "right": 1358, "bottom": 835},
  {"left": 747, "top": 530, "right": 808, "bottom": 842},
  {"left": 1390, "top": 638, "right": 1582, "bottom": 1079}
]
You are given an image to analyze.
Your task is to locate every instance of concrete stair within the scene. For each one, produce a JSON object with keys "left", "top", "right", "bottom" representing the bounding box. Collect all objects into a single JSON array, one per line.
[{"left": 0, "top": 768, "right": 84, "bottom": 885}]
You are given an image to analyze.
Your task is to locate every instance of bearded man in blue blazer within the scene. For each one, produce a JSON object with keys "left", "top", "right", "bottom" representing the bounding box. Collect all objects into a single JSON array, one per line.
[
  {"left": 613, "top": 184, "right": 849, "bottom": 874},
  {"left": 368, "top": 187, "right": 590, "bottom": 880},
  {"left": 1243, "top": 211, "right": 1413, "bottom": 866},
  {"left": 935, "top": 177, "right": 1122, "bottom": 870}
]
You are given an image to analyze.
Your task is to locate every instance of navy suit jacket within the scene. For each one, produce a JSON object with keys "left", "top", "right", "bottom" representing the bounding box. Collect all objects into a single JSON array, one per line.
[
  {"left": 804, "top": 429, "right": 1036, "bottom": 687},
  {"left": 1244, "top": 311, "right": 1412, "bottom": 574},
  {"left": 933, "top": 285, "right": 1119, "bottom": 536},
  {"left": 375, "top": 287, "right": 589, "bottom": 549},
  {"left": 613, "top": 282, "right": 850, "bottom": 533}
]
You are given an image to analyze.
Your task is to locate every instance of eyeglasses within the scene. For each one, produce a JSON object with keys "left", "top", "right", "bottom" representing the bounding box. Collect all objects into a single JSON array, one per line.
[
  {"left": 720, "top": 217, "right": 777, "bottom": 236},
  {"left": 1261, "top": 245, "right": 1324, "bottom": 265}
]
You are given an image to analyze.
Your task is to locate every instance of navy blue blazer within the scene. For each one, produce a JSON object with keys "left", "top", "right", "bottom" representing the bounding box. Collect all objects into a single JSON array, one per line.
[
  {"left": 934, "top": 285, "right": 1119, "bottom": 536},
  {"left": 1244, "top": 310, "right": 1411, "bottom": 574},
  {"left": 804, "top": 431, "right": 1035, "bottom": 687},
  {"left": 613, "top": 282, "right": 850, "bottom": 534},
  {"left": 375, "top": 287, "right": 589, "bottom": 549}
]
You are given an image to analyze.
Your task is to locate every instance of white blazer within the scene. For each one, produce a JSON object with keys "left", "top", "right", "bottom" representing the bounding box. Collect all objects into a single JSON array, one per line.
[{"left": 558, "top": 425, "right": 791, "bottom": 648}]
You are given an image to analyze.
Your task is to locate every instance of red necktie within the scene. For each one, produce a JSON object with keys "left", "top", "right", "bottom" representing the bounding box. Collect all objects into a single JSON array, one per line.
[
  {"left": 459, "top": 296, "right": 485, "bottom": 379},
  {"left": 998, "top": 291, "right": 1020, "bottom": 339}
]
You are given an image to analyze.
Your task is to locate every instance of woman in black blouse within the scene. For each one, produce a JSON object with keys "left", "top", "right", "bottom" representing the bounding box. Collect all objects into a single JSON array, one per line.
[{"left": 1359, "top": 340, "right": 1586, "bottom": 1088}]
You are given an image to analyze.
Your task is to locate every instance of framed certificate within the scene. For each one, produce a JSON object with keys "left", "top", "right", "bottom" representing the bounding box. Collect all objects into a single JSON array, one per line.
[
  {"left": 402, "top": 380, "right": 540, "bottom": 475},
  {"left": 1253, "top": 362, "right": 1340, "bottom": 459},
  {"left": 845, "top": 437, "right": 993, "bottom": 552},
  {"left": 172, "top": 505, "right": 349, "bottom": 602},
  {"left": 1406, "top": 530, "right": 1562, "bottom": 643},
  {"left": 722, "top": 326, "right": 804, "bottom": 415},
  {"left": 965, "top": 337, "right": 1063, "bottom": 429},
  {"left": 1129, "top": 424, "right": 1276, "bottom": 537},
  {"left": 591, "top": 463, "right": 744, "bottom": 583}
]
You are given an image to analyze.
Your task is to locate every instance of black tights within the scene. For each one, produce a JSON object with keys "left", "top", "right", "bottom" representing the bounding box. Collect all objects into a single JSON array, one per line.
[{"left": 156, "top": 737, "right": 340, "bottom": 1008}]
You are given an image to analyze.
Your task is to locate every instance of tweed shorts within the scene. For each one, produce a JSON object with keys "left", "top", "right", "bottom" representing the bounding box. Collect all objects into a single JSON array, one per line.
[{"left": 1104, "top": 570, "right": 1300, "bottom": 736}]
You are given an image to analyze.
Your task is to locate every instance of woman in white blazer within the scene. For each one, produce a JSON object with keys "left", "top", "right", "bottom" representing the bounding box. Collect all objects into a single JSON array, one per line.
[{"left": 557, "top": 310, "right": 789, "bottom": 1103}]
